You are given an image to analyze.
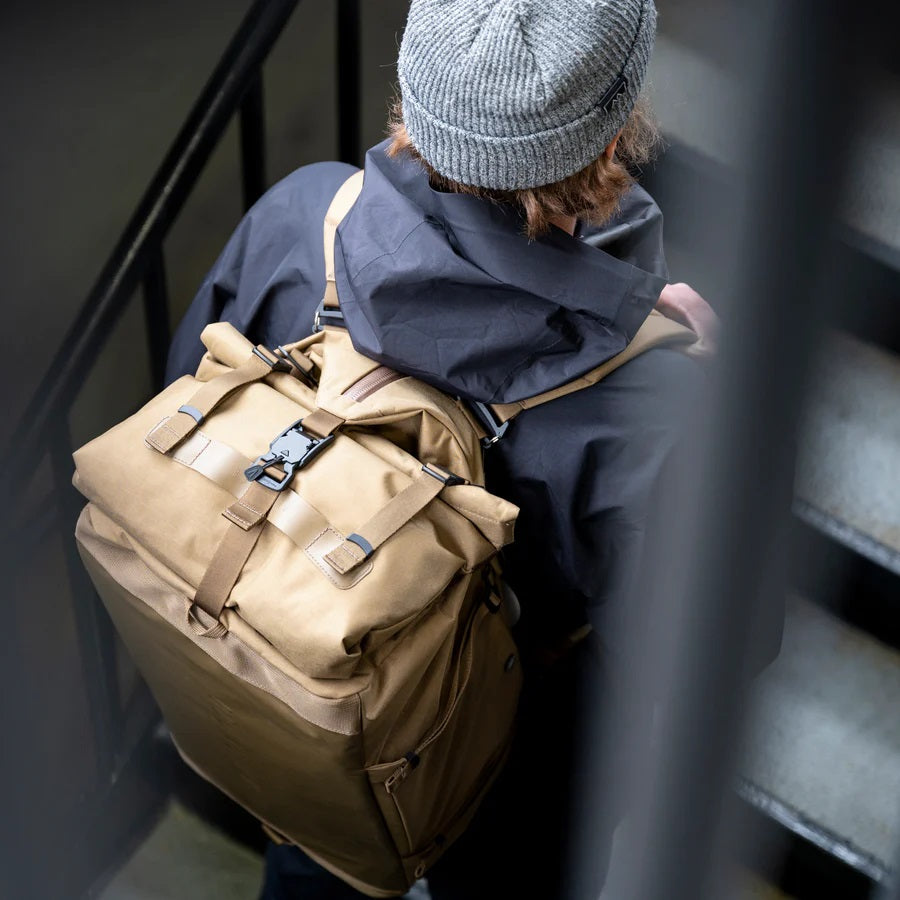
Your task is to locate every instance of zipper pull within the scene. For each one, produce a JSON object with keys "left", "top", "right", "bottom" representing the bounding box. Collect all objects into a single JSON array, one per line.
[{"left": 384, "top": 751, "right": 420, "bottom": 795}]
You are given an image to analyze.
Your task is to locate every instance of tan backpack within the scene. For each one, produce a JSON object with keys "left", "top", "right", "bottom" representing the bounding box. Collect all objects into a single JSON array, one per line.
[{"left": 72, "top": 171, "right": 696, "bottom": 896}]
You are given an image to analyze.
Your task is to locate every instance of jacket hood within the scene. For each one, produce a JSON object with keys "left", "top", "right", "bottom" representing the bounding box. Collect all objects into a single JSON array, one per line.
[{"left": 334, "top": 140, "right": 668, "bottom": 404}]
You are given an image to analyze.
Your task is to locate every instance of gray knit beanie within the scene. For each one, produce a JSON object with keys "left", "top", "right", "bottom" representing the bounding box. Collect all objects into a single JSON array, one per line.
[{"left": 397, "top": 0, "right": 657, "bottom": 190}]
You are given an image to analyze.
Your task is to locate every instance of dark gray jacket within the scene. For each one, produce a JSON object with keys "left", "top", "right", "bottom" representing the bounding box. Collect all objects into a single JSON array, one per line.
[{"left": 166, "top": 139, "right": 782, "bottom": 673}]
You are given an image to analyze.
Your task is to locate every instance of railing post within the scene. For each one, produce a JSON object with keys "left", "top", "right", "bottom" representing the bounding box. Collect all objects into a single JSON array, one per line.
[
  {"left": 575, "top": 2, "right": 875, "bottom": 897},
  {"left": 49, "top": 419, "right": 123, "bottom": 779},
  {"left": 336, "top": 0, "right": 361, "bottom": 166},
  {"left": 142, "top": 243, "right": 171, "bottom": 392},
  {"left": 240, "top": 70, "right": 267, "bottom": 211},
  {"left": 0, "top": 0, "right": 299, "bottom": 509}
]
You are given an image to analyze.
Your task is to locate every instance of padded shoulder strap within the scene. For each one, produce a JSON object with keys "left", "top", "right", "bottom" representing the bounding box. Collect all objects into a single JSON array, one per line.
[
  {"left": 322, "top": 170, "right": 365, "bottom": 311},
  {"left": 487, "top": 310, "right": 699, "bottom": 425}
]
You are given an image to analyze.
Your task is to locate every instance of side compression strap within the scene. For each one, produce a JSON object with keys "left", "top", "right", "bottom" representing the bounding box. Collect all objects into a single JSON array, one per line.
[
  {"left": 146, "top": 345, "right": 287, "bottom": 454},
  {"left": 193, "top": 481, "right": 280, "bottom": 621},
  {"left": 323, "top": 470, "right": 445, "bottom": 575}
]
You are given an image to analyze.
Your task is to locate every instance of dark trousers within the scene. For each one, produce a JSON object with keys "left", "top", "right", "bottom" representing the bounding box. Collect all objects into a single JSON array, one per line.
[{"left": 258, "top": 641, "right": 627, "bottom": 900}]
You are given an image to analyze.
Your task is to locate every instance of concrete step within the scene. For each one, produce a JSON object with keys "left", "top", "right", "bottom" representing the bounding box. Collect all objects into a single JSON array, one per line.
[
  {"left": 738, "top": 592, "right": 900, "bottom": 881},
  {"left": 795, "top": 329, "right": 900, "bottom": 575},
  {"left": 649, "top": 31, "right": 900, "bottom": 271}
]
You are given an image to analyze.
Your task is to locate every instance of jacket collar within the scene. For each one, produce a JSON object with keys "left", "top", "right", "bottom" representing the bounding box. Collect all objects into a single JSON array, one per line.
[{"left": 334, "top": 140, "right": 666, "bottom": 403}]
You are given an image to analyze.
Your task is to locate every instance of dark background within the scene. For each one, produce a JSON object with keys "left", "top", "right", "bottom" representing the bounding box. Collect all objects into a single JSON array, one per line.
[{"left": 2, "top": 2, "right": 899, "bottom": 899}]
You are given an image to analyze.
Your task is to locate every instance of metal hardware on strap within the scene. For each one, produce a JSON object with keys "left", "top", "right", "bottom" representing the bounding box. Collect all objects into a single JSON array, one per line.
[
  {"left": 252, "top": 346, "right": 292, "bottom": 372},
  {"left": 468, "top": 400, "right": 510, "bottom": 448},
  {"left": 146, "top": 348, "right": 278, "bottom": 454},
  {"left": 421, "top": 463, "right": 467, "bottom": 486},
  {"left": 313, "top": 301, "right": 346, "bottom": 333},
  {"left": 274, "top": 345, "right": 318, "bottom": 387},
  {"left": 243, "top": 418, "right": 334, "bottom": 492},
  {"left": 323, "top": 470, "right": 445, "bottom": 574}
]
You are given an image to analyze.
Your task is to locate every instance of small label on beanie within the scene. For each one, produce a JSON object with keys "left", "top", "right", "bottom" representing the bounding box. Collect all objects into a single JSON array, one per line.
[{"left": 599, "top": 75, "right": 629, "bottom": 113}]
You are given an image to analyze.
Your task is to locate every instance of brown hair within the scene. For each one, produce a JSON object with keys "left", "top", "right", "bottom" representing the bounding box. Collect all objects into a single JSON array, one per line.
[{"left": 386, "top": 95, "right": 663, "bottom": 240}]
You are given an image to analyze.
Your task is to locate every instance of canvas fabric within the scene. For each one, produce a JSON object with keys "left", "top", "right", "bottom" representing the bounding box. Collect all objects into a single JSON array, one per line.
[{"left": 71, "top": 172, "right": 696, "bottom": 896}]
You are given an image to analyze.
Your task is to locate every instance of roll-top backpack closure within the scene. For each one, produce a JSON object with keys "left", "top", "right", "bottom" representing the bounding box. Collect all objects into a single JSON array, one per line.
[{"left": 320, "top": 462, "right": 515, "bottom": 576}]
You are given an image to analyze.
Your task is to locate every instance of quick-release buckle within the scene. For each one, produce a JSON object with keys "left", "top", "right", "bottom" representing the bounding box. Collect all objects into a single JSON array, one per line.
[
  {"left": 244, "top": 418, "right": 334, "bottom": 491},
  {"left": 313, "top": 301, "right": 346, "bottom": 333},
  {"left": 468, "top": 400, "right": 510, "bottom": 448}
]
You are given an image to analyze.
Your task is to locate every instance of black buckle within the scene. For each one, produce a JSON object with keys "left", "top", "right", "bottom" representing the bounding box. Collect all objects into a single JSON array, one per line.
[
  {"left": 244, "top": 418, "right": 334, "bottom": 491},
  {"left": 313, "top": 301, "right": 346, "bottom": 333},
  {"left": 468, "top": 401, "right": 510, "bottom": 448}
]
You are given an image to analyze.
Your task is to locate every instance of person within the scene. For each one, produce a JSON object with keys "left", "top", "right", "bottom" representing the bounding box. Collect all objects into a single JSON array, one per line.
[{"left": 164, "top": 1, "right": 771, "bottom": 897}]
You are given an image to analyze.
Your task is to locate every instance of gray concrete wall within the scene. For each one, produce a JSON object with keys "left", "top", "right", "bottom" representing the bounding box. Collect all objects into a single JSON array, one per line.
[
  {"left": 0, "top": 6, "right": 410, "bottom": 896},
  {"left": 0, "top": 0, "right": 411, "bottom": 445}
]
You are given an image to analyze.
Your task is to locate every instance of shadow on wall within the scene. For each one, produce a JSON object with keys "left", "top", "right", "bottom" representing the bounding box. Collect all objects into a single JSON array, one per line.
[
  {"left": 0, "top": 0, "right": 411, "bottom": 447},
  {"left": 0, "top": 4, "right": 410, "bottom": 899}
]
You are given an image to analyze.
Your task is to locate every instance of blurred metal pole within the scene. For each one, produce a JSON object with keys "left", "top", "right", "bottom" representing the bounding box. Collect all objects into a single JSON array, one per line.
[
  {"left": 875, "top": 847, "right": 900, "bottom": 900},
  {"left": 573, "top": 2, "right": 876, "bottom": 898},
  {"left": 240, "top": 70, "right": 267, "bottom": 211},
  {"left": 142, "top": 242, "right": 171, "bottom": 392},
  {"left": 337, "top": 0, "right": 361, "bottom": 165},
  {"left": 0, "top": 0, "right": 299, "bottom": 507}
]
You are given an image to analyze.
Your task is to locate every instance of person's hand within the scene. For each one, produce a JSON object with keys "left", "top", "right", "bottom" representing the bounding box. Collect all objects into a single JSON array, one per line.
[{"left": 655, "top": 282, "right": 720, "bottom": 359}]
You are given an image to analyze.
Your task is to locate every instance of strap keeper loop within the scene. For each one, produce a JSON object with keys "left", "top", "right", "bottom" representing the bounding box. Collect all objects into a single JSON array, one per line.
[
  {"left": 345, "top": 533, "right": 373, "bottom": 559},
  {"left": 177, "top": 404, "right": 204, "bottom": 425}
]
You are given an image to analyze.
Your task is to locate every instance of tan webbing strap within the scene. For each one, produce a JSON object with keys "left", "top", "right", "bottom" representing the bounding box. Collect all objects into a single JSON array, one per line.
[
  {"left": 488, "top": 310, "right": 698, "bottom": 424},
  {"left": 146, "top": 347, "right": 282, "bottom": 454},
  {"left": 192, "top": 481, "right": 279, "bottom": 621},
  {"left": 301, "top": 408, "right": 345, "bottom": 439},
  {"left": 324, "top": 470, "right": 445, "bottom": 574},
  {"left": 323, "top": 170, "right": 365, "bottom": 311}
]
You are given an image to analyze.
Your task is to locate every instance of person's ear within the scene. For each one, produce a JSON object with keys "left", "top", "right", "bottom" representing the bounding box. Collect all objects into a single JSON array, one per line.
[{"left": 604, "top": 130, "right": 623, "bottom": 161}]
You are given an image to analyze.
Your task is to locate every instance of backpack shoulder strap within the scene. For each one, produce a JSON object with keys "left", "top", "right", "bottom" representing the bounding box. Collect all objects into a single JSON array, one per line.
[
  {"left": 485, "top": 310, "right": 699, "bottom": 427},
  {"left": 319, "top": 169, "right": 365, "bottom": 325},
  {"left": 318, "top": 170, "right": 702, "bottom": 437}
]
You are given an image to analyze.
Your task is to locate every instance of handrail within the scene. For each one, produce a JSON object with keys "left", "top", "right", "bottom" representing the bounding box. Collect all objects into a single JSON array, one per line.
[
  {"left": 0, "top": 0, "right": 361, "bottom": 805},
  {"left": 0, "top": 0, "right": 305, "bottom": 507}
]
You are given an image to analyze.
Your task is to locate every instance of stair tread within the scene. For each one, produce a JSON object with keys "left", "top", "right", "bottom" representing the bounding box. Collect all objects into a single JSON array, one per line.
[
  {"left": 738, "top": 593, "right": 900, "bottom": 870},
  {"left": 649, "top": 34, "right": 900, "bottom": 266},
  {"left": 794, "top": 330, "right": 900, "bottom": 571}
]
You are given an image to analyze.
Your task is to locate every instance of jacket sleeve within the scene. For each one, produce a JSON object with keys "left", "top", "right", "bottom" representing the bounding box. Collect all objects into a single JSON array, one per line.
[
  {"left": 163, "top": 218, "right": 252, "bottom": 385},
  {"left": 576, "top": 349, "right": 784, "bottom": 681},
  {"left": 487, "top": 347, "right": 701, "bottom": 646}
]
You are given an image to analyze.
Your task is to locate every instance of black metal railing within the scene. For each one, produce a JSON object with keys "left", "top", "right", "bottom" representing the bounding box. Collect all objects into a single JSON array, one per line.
[
  {"left": 4, "top": 1, "right": 899, "bottom": 898},
  {"left": 6, "top": 1, "right": 288, "bottom": 491},
  {"left": 2, "top": 3, "right": 361, "bottom": 895},
  {"left": 2, "top": 1, "right": 366, "bottom": 497}
]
